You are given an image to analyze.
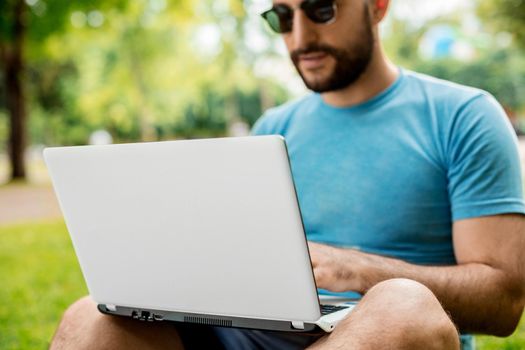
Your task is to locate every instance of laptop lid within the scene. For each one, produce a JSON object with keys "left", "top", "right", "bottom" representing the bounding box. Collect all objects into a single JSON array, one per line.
[{"left": 44, "top": 135, "right": 321, "bottom": 323}]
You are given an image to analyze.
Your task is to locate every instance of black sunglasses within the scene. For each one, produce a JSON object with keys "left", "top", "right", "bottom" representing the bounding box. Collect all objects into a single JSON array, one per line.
[{"left": 261, "top": 0, "right": 337, "bottom": 34}]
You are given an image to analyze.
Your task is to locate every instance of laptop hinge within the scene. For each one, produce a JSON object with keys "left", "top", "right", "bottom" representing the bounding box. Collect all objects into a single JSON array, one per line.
[
  {"left": 291, "top": 321, "right": 305, "bottom": 330},
  {"left": 106, "top": 304, "right": 117, "bottom": 311}
]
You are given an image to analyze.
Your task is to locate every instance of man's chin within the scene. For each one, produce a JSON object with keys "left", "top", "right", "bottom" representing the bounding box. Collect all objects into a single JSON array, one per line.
[
  {"left": 300, "top": 70, "right": 363, "bottom": 93},
  {"left": 301, "top": 73, "right": 333, "bottom": 93},
  {"left": 302, "top": 77, "right": 343, "bottom": 93}
]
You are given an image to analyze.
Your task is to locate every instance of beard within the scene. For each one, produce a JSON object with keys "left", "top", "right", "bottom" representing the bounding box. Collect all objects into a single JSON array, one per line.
[{"left": 290, "top": 7, "right": 374, "bottom": 93}]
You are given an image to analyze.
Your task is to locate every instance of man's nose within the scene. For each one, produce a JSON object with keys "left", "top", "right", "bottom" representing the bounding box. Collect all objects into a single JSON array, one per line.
[{"left": 290, "top": 10, "right": 318, "bottom": 49}]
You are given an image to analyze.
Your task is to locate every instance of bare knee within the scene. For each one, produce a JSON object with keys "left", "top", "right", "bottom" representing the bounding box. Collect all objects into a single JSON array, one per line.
[
  {"left": 367, "top": 279, "right": 459, "bottom": 350},
  {"left": 62, "top": 295, "right": 99, "bottom": 322},
  {"left": 334, "top": 279, "right": 459, "bottom": 350},
  {"left": 365, "top": 278, "right": 443, "bottom": 311},
  {"left": 51, "top": 296, "right": 99, "bottom": 349},
  {"left": 51, "top": 296, "right": 183, "bottom": 350}
]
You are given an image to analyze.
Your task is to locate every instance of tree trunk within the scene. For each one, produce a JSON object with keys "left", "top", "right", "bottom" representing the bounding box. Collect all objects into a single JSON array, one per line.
[{"left": 5, "top": 0, "right": 27, "bottom": 181}]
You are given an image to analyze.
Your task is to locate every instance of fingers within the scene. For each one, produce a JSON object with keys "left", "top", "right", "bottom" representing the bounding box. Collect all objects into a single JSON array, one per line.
[
  {"left": 308, "top": 241, "right": 357, "bottom": 292},
  {"left": 312, "top": 266, "right": 328, "bottom": 289},
  {"left": 309, "top": 244, "right": 332, "bottom": 288},
  {"left": 308, "top": 242, "right": 320, "bottom": 267}
]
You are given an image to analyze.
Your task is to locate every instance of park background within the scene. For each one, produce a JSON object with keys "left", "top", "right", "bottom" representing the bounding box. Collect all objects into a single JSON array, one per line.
[{"left": 1, "top": 0, "right": 524, "bottom": 348}]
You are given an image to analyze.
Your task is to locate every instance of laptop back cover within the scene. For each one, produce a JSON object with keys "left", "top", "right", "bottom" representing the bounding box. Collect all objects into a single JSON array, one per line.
[{"left": 44, "top": 136, "right": 321, "bottom": 323}]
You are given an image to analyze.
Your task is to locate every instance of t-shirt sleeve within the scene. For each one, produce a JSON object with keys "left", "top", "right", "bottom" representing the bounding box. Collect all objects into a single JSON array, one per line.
[
  {"left": 250, "top": 106, "right": 289, "bottom": 136},
  {"left": 251, "top": 113, "right": 273, "bottom": 135},
  {"left": 447, "top": 93, "right": 525, "bottom": 221}
]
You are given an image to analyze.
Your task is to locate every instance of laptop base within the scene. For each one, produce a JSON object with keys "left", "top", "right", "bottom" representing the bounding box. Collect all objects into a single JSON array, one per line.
[{"left": 98, "top": 304, "right": 320, "bottom": 333}]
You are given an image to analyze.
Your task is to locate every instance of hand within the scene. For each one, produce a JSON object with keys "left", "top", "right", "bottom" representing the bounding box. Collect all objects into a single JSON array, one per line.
[{"left": 308, "top": 242, "right": 368, "bottom": 293}]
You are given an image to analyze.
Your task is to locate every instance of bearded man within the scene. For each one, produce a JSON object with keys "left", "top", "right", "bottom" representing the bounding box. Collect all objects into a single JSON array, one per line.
[{"left": 50, "top": 0, "right": 524, "bottom": 349}]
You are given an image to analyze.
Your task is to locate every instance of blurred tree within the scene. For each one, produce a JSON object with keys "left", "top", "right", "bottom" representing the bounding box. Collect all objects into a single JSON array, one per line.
[
  {"left": 478, "top": 0, "right": 525, "bottom": 48},
  {"left": 44, "top": 0, "right": 287, "bottom": 143},
  {"left": 414, "top": 48, "right": 525, "bottom": 112},
  {"left": 382, "top": 17, "right": 423, "bottom": 67},
  {"left": 0, "top": 0, "right": 125, "bottom": 181},
  {"left": 0, "top": 0, "right": 27, "bottom": 180},
  {"left": 383, "top": 12, "right": 525, "bottom": 120},
  {"left": 0, "top": 0, "right": 290, "bottom": 184}
]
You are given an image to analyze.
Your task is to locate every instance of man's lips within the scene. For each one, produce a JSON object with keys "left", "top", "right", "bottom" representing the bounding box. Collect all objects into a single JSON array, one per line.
[{"left": 298, "top": 51, "right": 330, "bottom": 70}]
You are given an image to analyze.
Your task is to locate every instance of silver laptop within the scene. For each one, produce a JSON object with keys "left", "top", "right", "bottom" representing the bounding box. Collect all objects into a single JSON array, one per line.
[{"left": 44, "top": 135, "right": 355, "bottom": 333}]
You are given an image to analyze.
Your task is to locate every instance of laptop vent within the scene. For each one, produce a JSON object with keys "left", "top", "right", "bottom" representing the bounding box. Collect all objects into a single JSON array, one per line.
[{"left": 184, "top": 316, "right": 233, "bottom": 327}]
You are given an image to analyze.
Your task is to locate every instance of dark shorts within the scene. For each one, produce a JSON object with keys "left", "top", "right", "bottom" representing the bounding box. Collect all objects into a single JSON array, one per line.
[
  {"left": 176, "top": 323, "right": 475, "bottom": 350},
  {"left": 177, "top": 324, "right": 324, "bottom": 350}
]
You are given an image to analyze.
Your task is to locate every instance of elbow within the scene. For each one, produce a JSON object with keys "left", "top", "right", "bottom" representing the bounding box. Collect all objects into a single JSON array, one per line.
[
  {"left": 483, "top": 280, "right": 525, "bottom": 337},
  {"left": 487, "top": 271, "right": 525, "bottom": 337},
  {"left": 470, "top": 275, "right": 525, "bottom": 337},
  {"left": 490, "top": 298, "right": 525, "bottom": 337}
]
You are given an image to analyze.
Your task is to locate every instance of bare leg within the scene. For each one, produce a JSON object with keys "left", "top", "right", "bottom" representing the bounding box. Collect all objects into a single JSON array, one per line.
[
  {"left": 308, "top": 279, "right": 460, "bottom": 350},
  {"left": 50, "top": 296, "right": 184, "bottom": 350}
]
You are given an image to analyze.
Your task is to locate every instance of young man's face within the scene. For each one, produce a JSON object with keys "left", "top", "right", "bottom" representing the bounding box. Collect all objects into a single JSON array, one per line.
[{"left": 273, "top": 0, "right": 375, "bottom": 92}]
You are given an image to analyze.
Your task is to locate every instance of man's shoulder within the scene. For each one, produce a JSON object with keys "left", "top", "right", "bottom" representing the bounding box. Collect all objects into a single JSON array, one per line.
[
  {"left": 402, "top": 69, "right": 489, "bottom": 106},
  {"left": 405, "top": 69, "right": 508, "bottom": 125},
  {"left": 252, "top": 94, "right": 317, "bottom": 135}
]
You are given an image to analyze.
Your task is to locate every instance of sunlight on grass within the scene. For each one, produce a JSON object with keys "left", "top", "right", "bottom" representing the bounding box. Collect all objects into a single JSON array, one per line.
[{"left": 0, "top": 221, "right": 86, "bottom": 349}]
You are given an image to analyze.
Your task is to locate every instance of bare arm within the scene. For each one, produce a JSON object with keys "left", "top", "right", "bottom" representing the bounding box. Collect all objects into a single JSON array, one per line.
[{"left": 309, "top": 214, "right": 525, "bottom": 336}]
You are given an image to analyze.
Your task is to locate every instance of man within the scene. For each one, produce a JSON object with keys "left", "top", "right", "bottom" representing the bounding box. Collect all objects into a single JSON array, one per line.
[{"left": 51, "top": 0, "right": 524, "bottom": 349}]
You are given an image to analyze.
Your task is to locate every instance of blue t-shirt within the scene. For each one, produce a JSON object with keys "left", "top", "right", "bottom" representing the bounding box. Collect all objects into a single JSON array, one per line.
[{"left": 252, "top": 68, "right": 525, "bottom": 288}]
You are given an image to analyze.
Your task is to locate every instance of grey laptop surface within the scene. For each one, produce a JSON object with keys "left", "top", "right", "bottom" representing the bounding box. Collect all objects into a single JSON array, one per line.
[{"left": 44, "top": 135, "right": 355, "bottom": 333}]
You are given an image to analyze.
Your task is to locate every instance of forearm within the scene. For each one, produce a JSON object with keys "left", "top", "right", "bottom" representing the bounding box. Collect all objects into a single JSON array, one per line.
[{"left": 352, "top": 251, "right": 524, "bottom": 335}]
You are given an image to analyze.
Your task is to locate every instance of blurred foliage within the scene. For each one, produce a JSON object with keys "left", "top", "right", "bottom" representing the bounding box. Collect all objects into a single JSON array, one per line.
[
  {"left": 0, "top": 0, "right": 288, "bottom": 151},
  {"left": 415, "top": 49, "right": 525, "bottom": 113},
  {"left": 383, "top": 11, "right": 525, "bottom": 121},
  {"left": 478, "top": 0, "right": 525, "bottom": 48}
]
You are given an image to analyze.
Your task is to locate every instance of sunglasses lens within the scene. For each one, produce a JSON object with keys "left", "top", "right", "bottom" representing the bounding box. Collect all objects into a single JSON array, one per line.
[
  {"left": 262, "top": 6, "right": 293, "bottom": 33},
  {"left": 303, "top": 0, "right": 335, "bottom": 23},
  {"left": 261, "top": 0, "right": 335, "bottom": 34}
]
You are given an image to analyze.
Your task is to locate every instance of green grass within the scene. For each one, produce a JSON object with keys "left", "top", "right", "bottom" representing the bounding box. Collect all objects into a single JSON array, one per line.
[
  {"left": 0, "top": 221, "right": 87, "bottom": 349},
  {"left": 0, "top": 220, "right": 524, "bottom": 349},
  {"left": 477, "top": 324, "right": 525, "bottom": 350}
]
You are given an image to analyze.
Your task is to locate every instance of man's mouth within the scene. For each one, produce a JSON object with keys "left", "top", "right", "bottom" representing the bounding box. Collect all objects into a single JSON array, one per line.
[{"left": 298, "top": 51, "right": 330, "bottom": 70}]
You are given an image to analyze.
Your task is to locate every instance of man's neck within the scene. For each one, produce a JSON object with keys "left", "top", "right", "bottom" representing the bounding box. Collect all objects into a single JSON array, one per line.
[{"left": 321, "top": 47, "right": 398, "bottom": 108}]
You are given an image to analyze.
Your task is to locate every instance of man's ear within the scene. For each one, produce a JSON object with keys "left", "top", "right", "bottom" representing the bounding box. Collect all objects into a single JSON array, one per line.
[{"left": 371, "top": 0, "right": 390, "bottom": 24}]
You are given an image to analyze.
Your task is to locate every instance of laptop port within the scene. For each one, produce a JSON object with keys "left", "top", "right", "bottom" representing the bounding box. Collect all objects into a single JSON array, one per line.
[
  {"left": 153, "top": 314, "right": 164, "bottom": 321},
  {"left": 141, "top": 311, "right": 150, "bottom": 320}
]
